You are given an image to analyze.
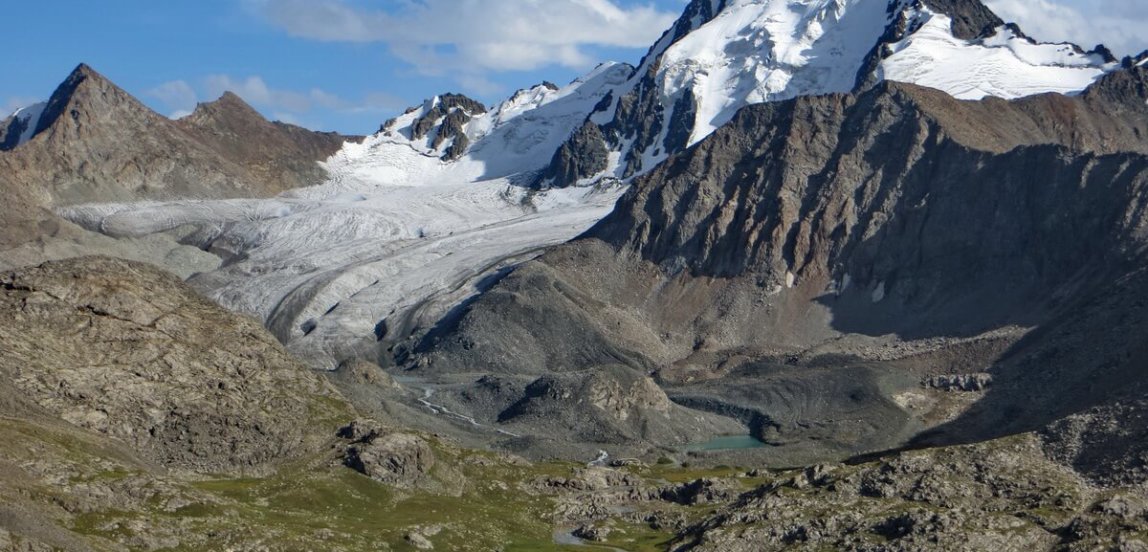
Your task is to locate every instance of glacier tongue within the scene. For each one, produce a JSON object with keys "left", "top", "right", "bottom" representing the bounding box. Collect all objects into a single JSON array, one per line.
[{"left": 62, "top": 179, "right": 626, "bottom": 370}]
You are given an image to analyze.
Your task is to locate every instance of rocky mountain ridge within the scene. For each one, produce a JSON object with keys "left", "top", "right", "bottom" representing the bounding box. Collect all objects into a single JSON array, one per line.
[
  {"left": 412, "top": 61, "right": 1148, "bottom": 465},
  {"left": 0, "top": 64, "right": 353, "bottom": 250},
  {"left": 0, "top": 63, "right": 357, "bottom": 282}
]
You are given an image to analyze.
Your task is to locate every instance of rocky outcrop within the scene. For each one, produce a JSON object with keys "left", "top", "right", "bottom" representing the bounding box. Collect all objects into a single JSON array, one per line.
[
  {"left": 925, "top": 373, "right": 992, "bottom": 392},
  {"left": 497, "top": 367, "right": 678, "bottom": 443},
  {"left": 0, "top": 257, "right": 351, "bottom": 475},
  {"left": 410, "top": 93, "right": 487, "bottom": 140},
  {"left": 414, "top": 364, "right": 746, "bottom": 457},
  {"left": 404, "top": 92, "right": 487, "bottom": 161},
  {"left": 541, "top": 121, "right": 609, "bottom": 187},
  {"left": 670, "top": 434, "right": 1148, "bottom": 551},
  {"left": 340, "top": 422, "right": 436, "bottom": 489}
]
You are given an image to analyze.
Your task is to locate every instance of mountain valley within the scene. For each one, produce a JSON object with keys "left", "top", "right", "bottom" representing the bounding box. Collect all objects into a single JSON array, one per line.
[{"left": 3, "top": 0, "right": 1148, "bottom": 549}]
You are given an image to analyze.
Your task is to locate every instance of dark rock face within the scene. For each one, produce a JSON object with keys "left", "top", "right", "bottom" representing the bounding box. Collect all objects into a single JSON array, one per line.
[
  {"left": 0, "top": 112, "right": 32, "bottom": 151},
  {"left": 433, "top": 109, "right": 473, "bottom": 161},
  {"left": 0, "top": 257, "right": 350, "bottom": 475},
  {"left": 415, "top": 66, "right": 1148, "bottom": 466},
  {"left": 541, "top": 121, "right": 610, "bottom": 188},
  {"left": 920, "top": 0, "right": 1004, "bottom": 39},
  {"left": 438, "top": 93, "right": 487, "bottom": 116},
  {"left": 533, "top": 0, "right": 729, "bottom": 186}
]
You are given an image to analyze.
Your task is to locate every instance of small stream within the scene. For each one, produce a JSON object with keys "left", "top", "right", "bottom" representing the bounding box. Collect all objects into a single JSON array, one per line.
[
  {"left": 398, "top": 378, "right": 522, "bottom": 438},
  {"left": 552, "top": 529, "right": 628, "bottom": 551}
]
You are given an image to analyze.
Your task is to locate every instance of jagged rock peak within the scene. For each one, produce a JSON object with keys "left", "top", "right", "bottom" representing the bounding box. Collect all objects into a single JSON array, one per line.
[
  {"left": 0, "top": 63, "right": 125, "bottom": 150},
  {"left": 381, "top": 92, "right": 487, "bottom": 134},
  {"left": 0, "top": 62, "right": 352, "bottom": 206},
  {"left": 184, "top": 91, "right": 264, "bottom": 125},
  {"left": 917, "top": 0, "right": 1003, "bottom": 39},
  {"left": 34, "top": 63, "right": 128, "bottom": 136},
  {"left": 375, "top": 93, "right": 487, "bottom": 161},
  {"left": 437, "top": 92, "right": 487, "bottom": 114}
]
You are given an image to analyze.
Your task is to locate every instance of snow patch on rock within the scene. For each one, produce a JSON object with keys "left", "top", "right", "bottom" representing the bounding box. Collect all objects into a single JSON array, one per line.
[{"left": 879, "top": 7, "right": 1115, "bottom": 100}]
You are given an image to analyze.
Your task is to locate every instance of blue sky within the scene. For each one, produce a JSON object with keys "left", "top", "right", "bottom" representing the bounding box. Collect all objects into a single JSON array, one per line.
[{"left": 3, "top": 0, "right": 1144, "bottom": 135}]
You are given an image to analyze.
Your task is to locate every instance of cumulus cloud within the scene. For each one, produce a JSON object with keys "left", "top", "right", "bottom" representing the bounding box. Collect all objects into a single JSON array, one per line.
[
  {"left": 250, "top": 0, "right": 678, "bottom": 90},
  {"left": 147, "top": 76, "right": 401, "bottom": 124},
  {"left": 147, "top": 80, "right": 199, "bottom": 118},
  {"left": 204, "top": 75, "right": 312, "bottom": 113},
  {"left": 984, "top": 0, "right": 1148, "bottom": 57}
]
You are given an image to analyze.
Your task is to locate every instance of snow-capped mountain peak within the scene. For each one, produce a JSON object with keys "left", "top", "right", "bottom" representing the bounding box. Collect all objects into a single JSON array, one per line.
[
  {"left": 299, "top": 0, "right": 1126, "bottom": 194},
  {"left": 651, "top": 0, "right": 895, "bottom": 146},
  {"left": 313, "top": 62, "right": 631, "bottom": 195},
  {"left": 573, "top": 0, "right": 1123, "bottom": 184}
]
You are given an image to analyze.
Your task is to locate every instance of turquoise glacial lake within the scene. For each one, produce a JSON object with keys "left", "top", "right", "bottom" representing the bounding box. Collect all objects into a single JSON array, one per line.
[{"left": 684, "top": 435, "right": 767, "bottom": 452}]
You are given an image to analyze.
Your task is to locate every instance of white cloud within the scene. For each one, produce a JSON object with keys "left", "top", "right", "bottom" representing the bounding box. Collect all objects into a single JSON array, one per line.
[
  {"left": 145, "top": 75, "right": 401, "bottom": 125},
  {"left": 251, "top": 0, "right": 678, "bottom": 91},
  {"left": 148, "top": 80, "right": 199, "bottom": 116},
  {"left": 984, "top": 0, "right": 1148, "bottom": 57},
  {"left": 205, "top": 75, "right": 312, "bottom": 112},
  {"left": 3, "top": 97, "right": 41, "bottom": 117}
]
